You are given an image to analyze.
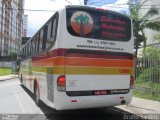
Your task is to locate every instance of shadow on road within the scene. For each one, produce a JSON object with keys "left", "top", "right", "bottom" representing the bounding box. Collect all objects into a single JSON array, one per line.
[{"left": 21, "top": 84, "right": 146, "bottom": 120}]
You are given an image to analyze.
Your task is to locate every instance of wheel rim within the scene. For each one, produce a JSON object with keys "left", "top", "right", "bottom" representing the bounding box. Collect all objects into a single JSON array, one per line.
[{"left": 35, "top": 87, "right": 39, "bottom": 103}]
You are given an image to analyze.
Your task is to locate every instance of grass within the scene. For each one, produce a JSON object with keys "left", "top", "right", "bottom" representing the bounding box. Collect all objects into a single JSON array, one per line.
[
  {"left": 0, "top": 68, "right": 12, "bottom": 76},
  {"left": 135, "top": 81, "right": 160, "bottom": 89},
  {"left": 133, "top": 90, "right": 160, "bottom": 101},
  {"left": 134, "top": 80, "right": 160, "bottom": 101}
]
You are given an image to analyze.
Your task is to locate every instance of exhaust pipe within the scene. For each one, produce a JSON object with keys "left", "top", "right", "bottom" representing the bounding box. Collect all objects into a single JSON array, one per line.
[{"left": 121, "top": 100, "right": 126, "bottom": 105}]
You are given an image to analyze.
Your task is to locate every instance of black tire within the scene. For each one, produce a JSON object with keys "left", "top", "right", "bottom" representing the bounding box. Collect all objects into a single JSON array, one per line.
[
  {"left": 20, "top": 75, "right": 23, "bottom": 83},
  {"left": 34, "top": 83, "right": 40, "bottom": 106}
]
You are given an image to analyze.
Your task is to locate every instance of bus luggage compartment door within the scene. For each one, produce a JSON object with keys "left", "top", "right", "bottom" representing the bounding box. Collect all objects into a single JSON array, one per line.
[
  {"left": 64, "top": 51, "right": 131, "bottom": 92},
  {"left": 65, "top": 75, "right": 130, "bottom": 91}
]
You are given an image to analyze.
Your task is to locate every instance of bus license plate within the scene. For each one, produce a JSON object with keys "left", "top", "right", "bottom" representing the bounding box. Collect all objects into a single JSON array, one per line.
[{"left": 94, "top": 90, "right": 107, "bottom": 95}]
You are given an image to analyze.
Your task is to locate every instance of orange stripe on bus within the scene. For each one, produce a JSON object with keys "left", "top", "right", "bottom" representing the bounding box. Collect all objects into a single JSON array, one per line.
[
  {"left": 65, "top": 57, "right": 133, "bottom": 67},
  {"left": 32, "top": 57, "right": 133, "bottom": 67}
]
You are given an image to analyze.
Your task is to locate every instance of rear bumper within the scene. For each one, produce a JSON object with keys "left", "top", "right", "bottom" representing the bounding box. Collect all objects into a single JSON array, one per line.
[{"left": 54, "top": 90, "right": 133, "bottom": 110}]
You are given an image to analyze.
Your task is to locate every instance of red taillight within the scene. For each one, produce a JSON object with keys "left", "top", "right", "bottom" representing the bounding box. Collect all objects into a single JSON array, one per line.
[
  {"left": 96, "top": 8, "right": 105, "bottom": 11},
  {"left": 71, "top": 100, "right": 77, "bottom": 103},
  {"left": 57, "top": 75, "right": 66, "bottom": 91},
  {"left": 130, "top": 76, "right": 134, "bottom": 88}
]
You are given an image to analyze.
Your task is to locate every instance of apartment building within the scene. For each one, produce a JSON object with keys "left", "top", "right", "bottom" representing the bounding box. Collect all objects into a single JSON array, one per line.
[
  {"left": 0, "top": 0, "right": 24, "bottom": 56},
  {"left": 140, "top": 0, "right": 160, "bottom": 46},
  {"left": 22, "top": 15, "right": 28, "bottom": 37}
]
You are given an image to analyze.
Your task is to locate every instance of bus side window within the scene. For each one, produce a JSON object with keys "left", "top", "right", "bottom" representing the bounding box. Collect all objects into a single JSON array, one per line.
[
  {"left": 39, "top": 30, "right": 44, "bottom": 52},
  {"left": 29, "top": 42, "right": 31, "bottom": 55},
  {"left": 27, "top": 42, "right": 30, "bottom": 55},
  {"left": 25, "top": 46, "right": 27, "bottom": 56},
  {"left": 24, "top": 46, "right": 26, "bottom": 57},
  {"left": 28, "top": 41, "right": 31, "bottom": 55},
  {"left": 31, "top": 38, "right": 33, "bottom": 54},
  {"left": 46, "top": 21, "right": 52, "bottom": 49},
  {"left": 36, "top": 33, "right": 40, "bottom": 53},
  {"left": 47, "top": 16, "right": 57, "bottom": 47},
  {"left": 22, "top": 47, "right": 25, "bottom": 58},
  {"left": 34, "top": 36, "right": 37, "bottom": 54},
  {"left": 47, "top": 21, "right": 52, "bottom": 40},
  {"left": 27, "top": 44, "right": 29, "bottom": 56},
  {"left": 22, "top": 49, "right": 24, "bottom": 57},
  {"left": 32, "top": 37, "right": 36, "bottom": 54},
  {"left": 51, "top": 17, "right": 57, "bottom": 38},
  {"left": 42, "top": 25, "right": 48, "bottom": 50},
  {"left": 27, "top": 42, "right": 29, "bottom": 55},
  {"left": 23, "top": 47, "right": 24, "bottom": 56}
]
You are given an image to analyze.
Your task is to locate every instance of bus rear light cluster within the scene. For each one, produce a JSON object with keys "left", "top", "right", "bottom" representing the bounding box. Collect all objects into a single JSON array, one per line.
[
  {"left": 130, "top": 76, "right": 135, "bottom": 88},
  {"left": 71, "top": 100, "right": 78, "bottom": 103},
  {"left": 57, "top": 75, "right": 66, "bottom": 91},
  {"left": 96, "top": 8, "right": 105, "bottom": 11}
]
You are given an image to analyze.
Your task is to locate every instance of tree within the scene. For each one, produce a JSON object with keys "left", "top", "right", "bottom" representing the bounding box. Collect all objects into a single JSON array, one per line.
[
  {"left": 129, "top": 0, "right": 160, "bottom": 58},
  {"left": 74, "top": 14, "right": 89, "bottom": 36},
  {"left": 154, "top": 34, "right": 160, "bottom": 41},
  {"left": 144, "top": 46, "right": 160, "bottom": 59}
]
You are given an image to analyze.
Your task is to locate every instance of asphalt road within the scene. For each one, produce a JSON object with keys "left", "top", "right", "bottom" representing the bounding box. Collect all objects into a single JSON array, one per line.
[
  {"left": 0, "top": 78, "right": 42, "bottom": 114},
  {"left": 0, "top": 78, "right": 145, "bottom": 120}
]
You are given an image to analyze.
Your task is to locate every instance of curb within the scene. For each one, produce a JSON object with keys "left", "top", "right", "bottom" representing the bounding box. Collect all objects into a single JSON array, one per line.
[
  {"left": 0, "top": 77, "right": 18, "bottom": 81},
  {"left": 0, "top": 75, "right": 18, "bottom": 81},
  {"left": 116, "top": 97, "right": 160, "bottom": 114}
]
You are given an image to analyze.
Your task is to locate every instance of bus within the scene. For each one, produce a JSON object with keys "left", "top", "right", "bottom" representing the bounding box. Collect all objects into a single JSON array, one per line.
[{"left": 20, "top": 5, "right": 134, "bottom": 110}]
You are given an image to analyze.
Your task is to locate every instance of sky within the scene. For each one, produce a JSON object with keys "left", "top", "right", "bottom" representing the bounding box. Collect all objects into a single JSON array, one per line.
[{"left": 24, "top": 0, "right": 129, "bottom": 37}]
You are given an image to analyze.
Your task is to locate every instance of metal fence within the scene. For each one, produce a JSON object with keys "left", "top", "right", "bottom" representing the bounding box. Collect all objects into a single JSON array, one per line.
[{"left": 134, "top": 57, "right": 160, "bottom": 100}]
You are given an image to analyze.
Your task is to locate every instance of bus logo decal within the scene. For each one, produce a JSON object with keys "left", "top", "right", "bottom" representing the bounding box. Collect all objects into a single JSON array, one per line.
[{"left": 70, "top": 11, "right": 93, "bottom": 36}]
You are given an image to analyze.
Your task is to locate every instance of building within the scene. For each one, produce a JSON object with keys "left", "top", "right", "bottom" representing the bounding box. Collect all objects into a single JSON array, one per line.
[
  {"left": 22, "top": 37, "right": 30, "bottom": 45},
  {"left": 136, "top": 0, "right": 160, "bottom": 57},
  {"left": 140, "top": 0, "right": 160, "bottom": 46},
  {"left": 22, "top": 15, "right": 28, "bottom": 37},
  {"left": 0, "top": 0, "right": 24, "bottom": 56}
]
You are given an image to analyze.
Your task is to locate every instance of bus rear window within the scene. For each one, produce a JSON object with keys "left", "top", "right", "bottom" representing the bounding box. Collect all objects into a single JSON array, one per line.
[{"left": 66, "top": 7, "right": 131, "bottom": 41}]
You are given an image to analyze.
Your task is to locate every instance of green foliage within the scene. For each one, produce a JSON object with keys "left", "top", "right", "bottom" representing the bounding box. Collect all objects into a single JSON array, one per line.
[
  {"left": 137, "top": 65, "right": 160, "bottom": 82},
  {"left": 144, "top": 21, "right": 160, "bottom": 31},
  {"left": 133, "top": 90, "right": 160, "bottom": 101},
  {"left": 135, "top": 62, "right": 160, "bottom": 101},
  {"left": 0, "top": 68, "right": 12, "bottom": 76},
  {"left": 143, "top": 46, "right": 160, "bottom": 59},
  {"left": 136, "top": 80, "right": 160, "bottom": 89},
  {"left": 129, "top": 0, "right": 160, "bottom": 56},
  {"left": 154, "top": 34, "right": 160, "bottom": 41},
  {"left": 136, "top": 49, "right": 160, "bottom": 99},
  {"left": 74, "top": 15, "right": 89, "bottom": 24},
  {"left": 137, "top": 45, "right": 160, "bottom": 82}
]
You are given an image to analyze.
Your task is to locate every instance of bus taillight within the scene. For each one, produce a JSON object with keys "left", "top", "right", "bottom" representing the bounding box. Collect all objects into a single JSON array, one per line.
[
  {"left": 130, "top": 76, "right": 134, "bottom": 88},
  {"left": 57, "top": 75, "right": 66, "bottom": 91},
  {"left": 96, "top": 8, "right": 105, "bottom": 11}
]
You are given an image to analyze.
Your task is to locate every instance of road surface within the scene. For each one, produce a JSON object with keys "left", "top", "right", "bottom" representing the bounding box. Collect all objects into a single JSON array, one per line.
[
  {"left": 0, "top": 78, "right": 144, "bottom": 120},
  {"left": 0, "top": 78, "right": 42, "bottom": 114}
]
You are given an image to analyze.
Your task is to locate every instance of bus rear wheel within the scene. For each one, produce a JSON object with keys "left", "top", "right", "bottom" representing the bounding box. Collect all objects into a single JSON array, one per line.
[
  {"left": 20, "top": 75, "right": 23, "bottom": 83},
  {"left": 34, "top": 83, "right": 40, "bottom": 106}
]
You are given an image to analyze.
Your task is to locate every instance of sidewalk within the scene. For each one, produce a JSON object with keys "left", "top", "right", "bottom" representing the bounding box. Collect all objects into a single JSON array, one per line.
[
  {"left": 116, "top": 97, "right": 160, "bottom": 114},
  {"left": 0, "top": 74, "right": 18, "bottom": 81}
]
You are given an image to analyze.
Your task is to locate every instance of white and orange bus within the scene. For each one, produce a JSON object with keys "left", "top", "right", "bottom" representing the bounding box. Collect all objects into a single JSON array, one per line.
[{"left": 20, "top": 5, "right": 134, "bottom": 110}]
